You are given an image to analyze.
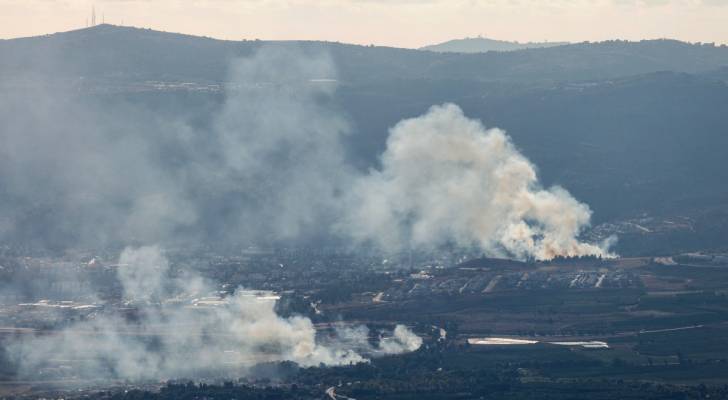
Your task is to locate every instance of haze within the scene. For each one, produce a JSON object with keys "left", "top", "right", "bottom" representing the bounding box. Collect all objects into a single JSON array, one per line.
[
  {"left": 2, "top": 0, "right": 728, "bottom": 47},
  {"left": 2, "top": 0, "right": 728, "bottom": 397}
]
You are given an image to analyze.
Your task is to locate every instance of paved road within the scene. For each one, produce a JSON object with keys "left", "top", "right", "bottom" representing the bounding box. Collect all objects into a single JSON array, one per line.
[{"left": 325, "top": 386, "right": 356, "bottom": 400}]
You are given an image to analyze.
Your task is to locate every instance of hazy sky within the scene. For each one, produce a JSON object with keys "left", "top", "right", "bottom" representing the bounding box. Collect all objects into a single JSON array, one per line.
[{"left": 1, "top": 0, "right": 727, "bottom": 48}]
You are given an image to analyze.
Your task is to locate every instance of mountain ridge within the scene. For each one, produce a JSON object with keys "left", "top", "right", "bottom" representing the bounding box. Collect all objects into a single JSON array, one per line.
[
  {"left": 3, "top": 25, "right": 728, "bottom": 85},
  {"left": 2, "top": 25, "right": 728, "bottom": 254},
  {"left": 420, "top": 36, "right": 570, "bottom": 53}
]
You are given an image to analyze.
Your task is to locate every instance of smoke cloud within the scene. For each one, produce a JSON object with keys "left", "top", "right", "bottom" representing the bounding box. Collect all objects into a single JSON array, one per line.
[
  {"left": 0, "top": 44, "right": 610, "bottom": 259},
  {"left": 342, "top": 104, "right": 612, "bottom": 260},
  {"left": 0, "top": 42, "right": 611, "bottom": 385},
  {"left": 0, "top": 46, "right": 350, "bottom": 250},
  {"left": 9, "top": 246, "right": 420, "bottom": 381},
  {"left": 378, "top": 324, "right": 424, "bottom": 355},
  {"left": 209, "top": 46, "right": 353, "bottom": 242}
]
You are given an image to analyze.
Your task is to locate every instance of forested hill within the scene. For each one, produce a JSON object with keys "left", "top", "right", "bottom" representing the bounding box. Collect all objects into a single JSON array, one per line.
[
  {"left": 3, "top": 24, "right": 728, "bottom": 84},
  {"left": 420, "top": 36, "right": 569, "bottom": 53},
  {"left": 2, "top": 25, "right": 728, "bottom": 254}
]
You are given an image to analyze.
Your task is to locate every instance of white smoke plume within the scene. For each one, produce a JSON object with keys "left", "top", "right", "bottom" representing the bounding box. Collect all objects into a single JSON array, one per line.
[
  {"left": 9, "top": 246, "right": 419, "bottom": 381},
  {"left": 332, "top": 323, "right": 423, "bottom": 356},
  {"left": 0, "top": 45, "right": 350, "bottom": 249},
  {"left": 378, "top": 325, "right": 424, "bottom": 355},
  {"left": 2, "top": 45, "right": 610, "bottom": 384},
  {"left": 0, "top": 43, "right": 610, "bottom": 260},
  {"left": 210, "top": 46, "right": 353, "bottom": 242},
  {"left": 117, "top": 245, "right": 169, "bottom": 302},
  {"left": 343, "top": 103, "right": 612, "bottom": 260}
]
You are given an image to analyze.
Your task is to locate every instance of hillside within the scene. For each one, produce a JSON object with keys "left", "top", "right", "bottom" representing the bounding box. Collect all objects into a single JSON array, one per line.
[
  {"left": 420, "top": 36, "right": 569, "bottom": 53},
  {"left": 3, "top": 25, "right": 728, "bottom": 85},
  {"left": 2, "top": 25, "right": 728, "bottom": 254}
]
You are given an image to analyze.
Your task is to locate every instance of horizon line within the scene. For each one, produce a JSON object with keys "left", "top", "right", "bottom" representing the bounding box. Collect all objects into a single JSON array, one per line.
[{"left": 3, "top": 24, "right": 726, "bottom": 50}]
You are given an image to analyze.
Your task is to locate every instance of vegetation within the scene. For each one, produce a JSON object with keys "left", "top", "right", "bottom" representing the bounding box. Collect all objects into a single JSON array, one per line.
[{"left": 51, "top": 347, "right": 728, "bottom": 399}]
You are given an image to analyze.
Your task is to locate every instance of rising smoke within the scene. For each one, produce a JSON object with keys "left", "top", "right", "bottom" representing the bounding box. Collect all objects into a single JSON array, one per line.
[
  {"left": 0, "top": 46, "right": 350, "bottom": 250},
  {"left": 210, "top": 46, "right": 353, "bottom": 242},
  {"left": 342, "top": 104, "right": 612, "bottom": 260},
  {"left": 1, "top": 44, "right": 610, "bottom": 382},
  {"left": 9, "top": 246, "right": 420, "bottom": 380},
  {"left": 0, "top": 45, "right": 609, "bottom": 259}
]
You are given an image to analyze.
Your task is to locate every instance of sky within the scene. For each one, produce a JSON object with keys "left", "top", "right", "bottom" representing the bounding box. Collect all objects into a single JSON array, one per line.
[{"left": 1, "top": 0, "right": 727, "bottom": 48}]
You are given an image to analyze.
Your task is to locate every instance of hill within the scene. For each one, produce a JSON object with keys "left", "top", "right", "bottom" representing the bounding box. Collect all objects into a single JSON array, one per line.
[
  {"left": 3, "top": 25, "right": 728, "bottom": 85},
  {"left": 2, "top": 25, "right": 728, "bottom": 254},
  {"left": 420, "top": 36, "right": 569, "bottom": 53}
]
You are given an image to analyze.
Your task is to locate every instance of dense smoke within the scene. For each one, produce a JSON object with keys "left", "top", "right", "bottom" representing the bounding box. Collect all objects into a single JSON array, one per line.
[
  {"left": 0, "top": 43, "right": 612, "bottom": 384},
  {"left": 0, "top": 46, "right": 349, "bottom": 249},
  {"left": 9, "top": 246, "right": 420, "bottom": 380},
  {"left": 343, "top": 104, "right": 611, "bottom": 260},
  {"left": 378, "top": 325, "right": 424, "bottom": 355},
  {"left": 210, "top": 47, "right": 353, "bottom": 242},
  {"left": 0, "top": 44, "right": 609, "bottom": 259}
]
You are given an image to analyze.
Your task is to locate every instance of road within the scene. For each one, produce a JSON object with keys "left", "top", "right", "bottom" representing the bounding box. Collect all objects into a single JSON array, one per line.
[{"left": 325, "top": 386, "right": 356, "bottom": 400}]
